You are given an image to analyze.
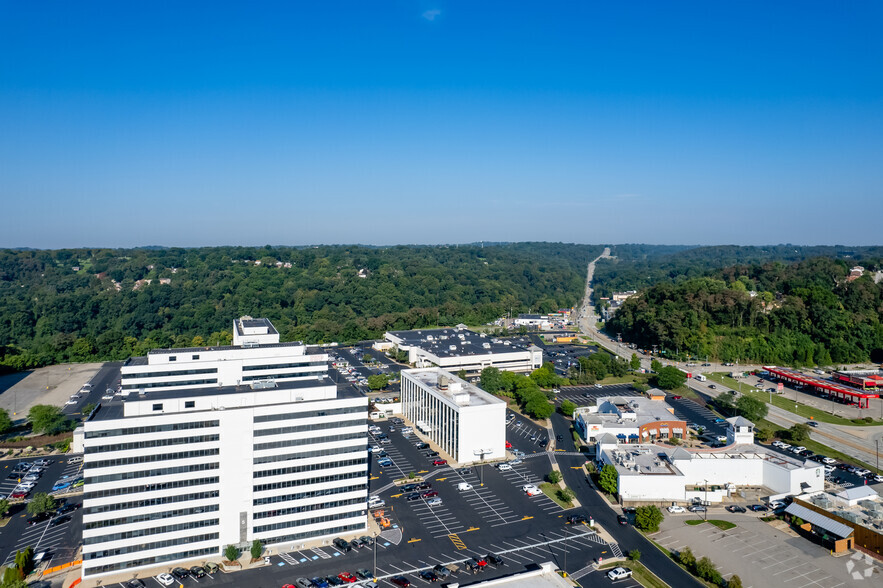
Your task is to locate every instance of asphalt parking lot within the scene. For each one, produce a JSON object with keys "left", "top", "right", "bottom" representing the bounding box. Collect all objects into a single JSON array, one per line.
[
  {"left": 0, "top": 455, "right": 83, "bottom": 570},
  {"left": 665, "top": 397, "right": 727, "bottom": 437},
  {"left": 554, "top": 384, "right": 638, "bottom": 407}
]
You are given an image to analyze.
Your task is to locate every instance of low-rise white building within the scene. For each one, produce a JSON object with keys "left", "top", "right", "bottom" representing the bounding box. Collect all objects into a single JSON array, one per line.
[
  {"left": 574, "top": 394, "right": 687, "bottom": 445},
  {"left": 400, "top": 368, "right": 506, "bottom": 464},
  {"left": 385, "top": 326, "right": 542, "bottom": 376},
  {"left": 598, "top": 417, "right": 824, "bottom": 505}
]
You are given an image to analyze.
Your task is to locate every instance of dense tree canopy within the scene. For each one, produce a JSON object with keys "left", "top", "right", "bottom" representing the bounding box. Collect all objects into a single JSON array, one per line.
[
  {"left": 608, "top": 257, "right": 883, "bottom": 365},
  {"left": 0, "top": 243, "right": 600, "bottom": 370}
]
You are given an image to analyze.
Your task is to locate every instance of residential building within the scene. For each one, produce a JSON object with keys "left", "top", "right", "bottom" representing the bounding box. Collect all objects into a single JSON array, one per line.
[
  {"left": 400, "top": 368, "right": 506, "bottom": 464},
  {"left": 384, "top": 326, "right": 542, "bottom": 377},
  {"left": 81, "top": 319, "right": 368, "bottom": 579},
  {"left": 120, "top": 317, "right": 328, "bottom": 394},
  {"left": 597, "top": 417, "right": 824, "bottom": 505}
]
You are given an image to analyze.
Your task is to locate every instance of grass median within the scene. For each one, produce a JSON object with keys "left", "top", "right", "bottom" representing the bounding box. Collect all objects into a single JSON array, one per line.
[
  {"left": 597, "top": 560, "right": 669, "bottom": 588},
  {"left": 685, "top": 519, "right": 736, "bottom": 531}
]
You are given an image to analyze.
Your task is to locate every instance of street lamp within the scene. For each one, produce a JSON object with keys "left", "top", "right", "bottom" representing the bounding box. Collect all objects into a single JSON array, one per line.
[{"left": 704, "top": 479, "right": 709, "bottom": 521}]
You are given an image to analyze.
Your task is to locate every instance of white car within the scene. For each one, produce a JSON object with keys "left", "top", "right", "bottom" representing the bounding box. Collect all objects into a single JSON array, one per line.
[
  {"left": 790, "top": 446, "right": 806, "bottom": 453},
  {"left": 779, "top": 443, "right": 791, "bottom": 450},
  {"left": 457, "top": 483, "right": 473, "bottom": 492},
  {"left": 769, "top": 500, "right": 785, "bottom": 510},
  {"left": 606, "top": 567, "right": 633, "bottom": 581},
  {"left": 821, "top": 457, "right": 836, "bottom": 465},
  {"left": 156, "top": 573, "right": 175, "bottom": 586},
  {"left": 427, "top": 497, "right": 443, "bottom": 506},
  {"left": 371, "top": 446, "right": 381, "bottom": 453},
  {"left": 667, "top": 505, "right": 686, "bottom": 513},
  {"left": 497, "top": 463, "right": 512, "bottom": 471}
]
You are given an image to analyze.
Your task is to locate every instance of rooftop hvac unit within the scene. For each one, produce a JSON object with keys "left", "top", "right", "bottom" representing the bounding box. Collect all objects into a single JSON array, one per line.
[
  {"left": 438, "top": 374, "right": 449, "bottom": 390},
  {"left": 482, "top": 343, "right": 491, "bottom": 349},
  {"left": 449, "top": 345, "right": 457, "bottom": 351}
]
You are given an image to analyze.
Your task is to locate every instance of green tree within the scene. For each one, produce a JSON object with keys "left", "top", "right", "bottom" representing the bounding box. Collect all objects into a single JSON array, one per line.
[
  {"left": 559, "top": 400, "right": 577, "bottom": 417},
  {"left": 12, "top": 547, "right": 33, "bottom": 578},
  {"left": 678, "top": 546, "right": 696, "bottom": 569},
  {"left": 0, "top": 410, "right": 11, "bottom": 435},
  {"left": 788, "top": 423, "right": 811, "bottom": 443},
  {"left": 480, "top": 367, "right": 503, "bottom": 394},
  {"left": 224, "top": 544, "right": 240, "bottom": 562},
  {"left": 25, "top": 493, "right": 55, "bottom": 516},
  {"left": 547, "top": 470, "right": 562, "bottom": 484},
  {"left": 598, "top": 464, "right": 618, "bottom": 495},
  {"left": 80, "top": 402, "right": 96, "bottom": 417},
  {"left": 27, "top": 405, "right": 67, "bottom": 435},
  {"left": 630, "top": 353, "right": 641, "bottom": 370},
  {"left": 457, "top": 369, "right": 467, "bottom": 380},
  {"left": 694, "top": 556, "right": 721, "bottom": 584},
  {"left": 632, "top": 382, "right": 649, "bottom": 394},
  {"left": 735, "top": 396, "right": 768, "bottom": 422},
  {"left": 654, "top": 366, "right": 686, "bottom": 390},
  {"left": 628, "top": 549, "right": 641, "bottom": 562},
  {"left": 2, "top": 565, "right": 23, "bottom": 585},
  {"left": 651, "top": 359, "right": 662, "bottom": 372},
  {"left": 524, "top": 396, "right": 554, "bottom": 419},
  {"left": 728, "top": 575, "right": 744, "bottom": 588},
  {"left": 556, "top": 487, "right": 575, "bottom": 503},
  {"left": 634, "top": 505, "right": 664, "bottom": 532},
  {"left": 0, "top": 499, "right": 9, "bottom": 517},
  {"left": 250, "top": 539, "right": 263, "bottom": 560},
  {"left": 366, "top": 374, "right": 389, "bottom": 390}
]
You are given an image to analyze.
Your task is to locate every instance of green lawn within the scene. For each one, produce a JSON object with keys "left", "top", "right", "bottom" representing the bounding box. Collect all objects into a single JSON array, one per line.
[
  {"left": 597, "top": 561, "right": 669, "bottom": 588},
  {"left": 539, "top": 483, "right": 574, "bottom": 509},
  {"left": 685, "top": 519, "right": 736, "bottom": 531},
  {"left": 706, "top": 373, "right": 883, "bottom": 427}
]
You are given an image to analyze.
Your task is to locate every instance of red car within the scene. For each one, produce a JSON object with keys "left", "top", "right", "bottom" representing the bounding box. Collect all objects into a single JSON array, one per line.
[
  {"left": 10, "top": 491, "right": 27, "bottom": 500},
  {"left": 473, "top": 556, "right": 488, "bottom": 567},
  {"left": 422, "top": 490, "right": 439, "bottom": 498},
  {"left": 337, "top": 572, "right": 358, "bottom": 583},
  {"left": 505, "top": 441, "right": 512, "bottom": 449},
  {"left": 432, "top": 459, "right": 447, "bottom": 466},
  {"left": 671, "top": 395, "right": 682, "bottom": 400}
]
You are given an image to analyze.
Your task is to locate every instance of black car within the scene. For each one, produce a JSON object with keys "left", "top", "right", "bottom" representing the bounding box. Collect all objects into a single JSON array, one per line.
[
  {"left": 418, "top": 570, "right": 438, "bottom": 582},
  {"left": 50, "top": 514, "right": 71, "bottom": 527},
  {"left": 416, "top": 482, "right": 431, "bottom": 490},
  {"left": 171, "top": 567, "right": 190, "bottom": 580},
  {"left": 190, "top": 566, "right": 206, "bottom": 578},
  {"left": 425, "top": 451, "right": 440, "bottom": 458},
  {"left": 127, "top": 580, "right": 146, "bottom": 588},
  {"left": 405, "top": 492, "right": 422, "bottom": 501},
  {"left": 325, "top": 576, "right": 344, "bottom": 587},
  {"left": 486, "top": 553, "right": 504, "bottom": 566},
  {"left": 566, "top": 514, "right": 588, "bottom": 525},
  {"left": 332, "top": 538, "right": 351, "bottom": 552},
  {"left": 401, "top": 483, "right": 419, "bottom": 492},
  {"left": 726, "top": 505, "right": 746, "bottom": 513},
  {"left": 356, "top": 568, "right": 373, "bottom": 580},
  {"left": 617, "top": 514, "right": 628, "bottom": 525},
  {"left": 390, "top": 576, "right": 411, "bottom": 587},
  {"left": 556, "top": 434, "right": 563, "bottom": 441},
  {"left": 56, "top": 503, "right": 81, "bottom": 515},
  {"left": 748, "top": 504, "right": 769, "bottom": 512},
  {"left": 416, "top": 442, "right": 429, "bottom": 450},
  {"left": 464, "top": 560, "right": 480, "bottom": 573},
  {"left": 27, "top": 512, "right": 52, "bottom": 526},
  {"left": 351, "top": 537, "right": 366, "bottom": 549}
]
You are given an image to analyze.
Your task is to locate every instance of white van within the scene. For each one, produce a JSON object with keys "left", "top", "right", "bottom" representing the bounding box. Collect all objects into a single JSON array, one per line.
[
  {"left": 67, "top": 455, "right": 83, "bottom": 464},
  {"left": 694, "top": 374, "right": 707, "bottom": 382},
  {"left": 457, "top": 482, "right": 473, "bottom": 492}
]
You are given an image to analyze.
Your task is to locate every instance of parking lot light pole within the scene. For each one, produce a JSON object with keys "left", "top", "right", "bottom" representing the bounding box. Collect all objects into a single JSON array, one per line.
[
  {"left": 373, "top": 531, "right": 378, "bottom": 579},
  {"left": 704, "top": 479, "right": 709, "bottom": 521}
]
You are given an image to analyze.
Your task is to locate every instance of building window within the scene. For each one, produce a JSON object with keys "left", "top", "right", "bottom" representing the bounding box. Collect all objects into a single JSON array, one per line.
[
  {"left": 185, "top": 401, "right": 195, "bottom": 408},
  {"left": 169, "top": 356, "right": 176, "bottom": 362},
  {"left": 152, "top": 404, "right": 163, "bottom": 411},
  {"left": 192, "top": 355, "right": 199, "bottom": 360}
]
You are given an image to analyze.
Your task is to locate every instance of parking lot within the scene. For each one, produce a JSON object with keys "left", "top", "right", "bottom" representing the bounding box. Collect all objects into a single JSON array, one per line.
[{"left": 555, "top": 384, "right": 639, "bottom": 407}]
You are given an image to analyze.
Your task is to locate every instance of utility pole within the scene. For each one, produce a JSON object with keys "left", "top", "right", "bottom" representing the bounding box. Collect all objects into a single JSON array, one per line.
[{"left": 704, "top": 479, "right": 709, "bottom": 521}]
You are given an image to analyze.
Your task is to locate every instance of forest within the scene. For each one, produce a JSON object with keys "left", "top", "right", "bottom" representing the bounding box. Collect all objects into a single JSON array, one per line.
[
  {"left": 0, "top": 243, "right": 601, "bottom": 371},
  {"left": 607, "top": 257, "right": 883, "bottom": 365}
]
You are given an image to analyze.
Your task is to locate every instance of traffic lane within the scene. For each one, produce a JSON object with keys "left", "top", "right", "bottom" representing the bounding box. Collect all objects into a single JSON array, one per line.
[{"left": 555, "top": 452, "right": 704, "bottom": 588}]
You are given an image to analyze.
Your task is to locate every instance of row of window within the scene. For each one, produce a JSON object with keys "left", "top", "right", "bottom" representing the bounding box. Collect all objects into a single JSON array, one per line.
[
  {"left": 254, "top": 418, "right": 366, "bottom": 438},
  {"left": 253, "top": 507, "right": 365, "bottom": 534},
  {"left": 87, "top": 448, "right": 219, "bottom": 470},
  {"left": 85, "top": 462, "right": 218, "bottom": 485},
  {"left": 253, "top": 444, "right": 364, "bottom": 466},
  {"left": 254, "top": 482, "right": 366, "bottom": 508},
  {"left": 259, "top": 522, "right": 365, "bottom": 554},
  {"left": 83, "top": 490, "right": 220, "bottom": 515},
  {"left": 86, "top": 434, "right": 219, "bottom": 454},
  {"left": 84, "top": 518, "right": 219, "bottom": 546},
  {"left": 85, "top": 476, "right": 218, "bottom": 500},
  {"left": 83, "top": 504, "right": 219, "bottom": 531},
  {"left": 254, "top": 457, "right": 366, "bottom": 479},
  {"left": 86, "top": 420, "right": 219, "bottom": 440},
  {"left": 83, "top": 532, "right": 219, "bottom": 560},
  {"left": 254, "top": 471, "right": 365, "bottom": 495},
  {"left": 82, "top": 546, "right": 216, "bottom": 577},
  {"left": 243, "top": 361, "right": 326, "bottom": 371},
  {"left": 253, "top": 497, "right": 364, "bottom": 524},
  {"left": 242, "top": 371, "right": 325, "bottom": 381},
  {"left": 121, "top": 378, "right": 217, "bottom": 390},
  {"left": 253, "top": 405, "right": 364, "bottom": 423},
  {"left": 122, "top": 368, "right": 218, "bottom": 380},
  {"left": 254, "top": 431, "right": 363, "bottom": 452}
]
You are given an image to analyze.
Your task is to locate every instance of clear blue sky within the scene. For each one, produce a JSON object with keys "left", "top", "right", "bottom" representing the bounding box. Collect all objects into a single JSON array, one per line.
[{"left": 1, "top": 1, "right": 881, "bottom": 248}]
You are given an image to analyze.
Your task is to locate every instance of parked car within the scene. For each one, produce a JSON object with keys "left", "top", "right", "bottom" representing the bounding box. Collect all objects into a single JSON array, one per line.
[
  {"left": 405, "top": 492, "right": 422, "bottom": 501},
  {"left": 607, "top": 567, "right": 633, "bottom": 581},
  {"left": 27, "top": 512, "right": 52, "bottom": 526},
  {"left": 204, "top": 562, "right": 220, "bottom": 574},
  {"left": 128, "top": 580, "right": 146, "bottom": 588},
  {"left": 769, "top": 500, "right": 786, "bottom": 510},
  {"left": 294, "top": 579, "right": 313, "bottom": 588},
  {"left": 190, "top": 566, "right": 206, "bottom": 578},
  {"left": 337, "top": 572, "right": 358, "bottom": 583},
  {"left": 617, "top": 514, "right": 628, "bottom": 525},
  {"left": 390, "top": 576, "right": 411, "bottom": 587},
  {"left": 688, "top": 505, "right": 706, "bottom": 513},
  {"left": 418, "top": 570, "right": 438, "bottom": 582},
  {"left": 427, "top": 497, "right": 443, "bottom": 507},
  {"left": 432, "top": 459, "right": 447, "bottom": 466},
  {"left": 401, "top": 484, "right": 418, "bottom": 492},
  {"left": 497, "top": 463, "right": 512, "bottom": 471},
  {"left": 749, "top": 504, "right": 769, "bottom": 512},
  {"left": 50, "top": 514, "right": 71, "bottom": 527},
  {"left": 356, "top": 569, "right": 373, "bottom": 580},
  {"left": 156, "top": 574, "right": 174, "bottom": 586},
  {"left": 433, "top": 564, "right": 451, "bottom": 578},
  {"left": 333, "top": 538, "right": 351, "bottom": 552},
  {"left": 359, "top": 535, "right": 373, "bottom": 546},
  {"left": 422, "top": 490, "right": 439, "bottom": 498},
  {"left": 486, "top": 553, "right": 504, "bottom": 566},
  {"left": 458, "top": 482, "right": 473, "bottom": 491},
  {"left": 171, "top": 567, "right": 190, "bottom": 580},
  {"left": 726, "top": 505, "right": 746, "bottom": 513},
  {"left": 667, "top": 505, "right": 686, "bottom": 513},
  {"left": 566, "top": 514, "right": 588, "bottom": 525}
]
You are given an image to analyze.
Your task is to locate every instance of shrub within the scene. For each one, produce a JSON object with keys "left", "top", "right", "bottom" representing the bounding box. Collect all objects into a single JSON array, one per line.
[
  {"left": 224, "top": 544, "right": 240, "bottom": 562},
  {"left": 728, "top": 575, "right": 744, "bottom": 588},
  {"left": 628, "top": 549, "right": 641, "bottom": 561},
  {"left": 556, "top": 487, "right": 575, "bottom": 504},
  {"left": 559, "top": 400, "right": 577, "bottom": 417},
  {"left": 547, "top": 470, "right": 562, "bottom": 484},
  {"left": 678, "top": 546, "right": 696, "bottom": 568},
  {"left": 598, "top": 464, "right": 618, "bottom": 495}
]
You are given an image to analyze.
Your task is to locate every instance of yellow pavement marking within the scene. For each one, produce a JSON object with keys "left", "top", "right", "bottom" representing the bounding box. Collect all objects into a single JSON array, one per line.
[
  {"left": 466, "top": 526, "right": 479, "bottom": 532},
  {"left": 570, "top": 466, "right": 582, "bottom": 469},
  {"left": 448, "top": 534, "right": 467, "bottom": 550},
  {"left": 521, "top": 516, "right": 534, "bottom": 520},
  {"left": 418, "top": 470, "right": 429, "bottom": 474},
  {"left": 436, "top": 477, "right": 447, "bottom": 481},
  {"left": 370, "top": 476, "right": 379, "bottom": 480},
  {"left": 408, "top": 538, "right": 422, "bottom": 543},
  {"left": 391, "top": 493, "right": 403, "bottom": 498}
]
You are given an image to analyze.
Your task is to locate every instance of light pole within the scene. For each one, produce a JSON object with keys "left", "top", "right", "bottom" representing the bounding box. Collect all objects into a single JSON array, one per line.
[
  {"left": 373, "top": 531, "right": 378, "bottom": 580},
  {"left": 704, "top": 479, "right": 709, "bottom": 521},
  {"left": 876, "top": 439, "right": 880, "bottom": 473}
]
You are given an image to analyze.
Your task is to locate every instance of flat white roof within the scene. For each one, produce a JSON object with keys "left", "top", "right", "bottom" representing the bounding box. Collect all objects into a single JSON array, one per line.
[{"left": 403, "top": 368, "right": 506, "bottom": 408}]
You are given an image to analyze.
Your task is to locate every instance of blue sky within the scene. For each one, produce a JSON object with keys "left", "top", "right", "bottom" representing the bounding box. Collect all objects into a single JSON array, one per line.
[{"left": 1, "top": 1, "right": 881, "bottom": 248}]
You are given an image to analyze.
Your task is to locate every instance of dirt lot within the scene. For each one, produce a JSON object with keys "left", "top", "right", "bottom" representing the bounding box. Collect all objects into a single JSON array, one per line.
[{"left": 0, "top": 363, "right": 103, "bottom": 423}]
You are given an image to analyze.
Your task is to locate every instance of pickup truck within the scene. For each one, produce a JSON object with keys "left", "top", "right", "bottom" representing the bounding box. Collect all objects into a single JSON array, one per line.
[{"left": 606, "top": 567, "right": 633, "bottom": 581}]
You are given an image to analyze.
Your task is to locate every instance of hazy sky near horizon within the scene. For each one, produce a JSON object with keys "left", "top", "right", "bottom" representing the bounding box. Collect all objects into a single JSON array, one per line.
[{"left": 1, "top": 1, "right": 881, "bottom": 249}]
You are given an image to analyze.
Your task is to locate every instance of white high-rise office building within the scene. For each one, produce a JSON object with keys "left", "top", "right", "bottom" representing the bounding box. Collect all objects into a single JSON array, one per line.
[{"left": 81, "top": 319, "right": 368, "bottom": 579}]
